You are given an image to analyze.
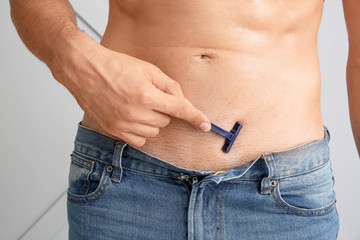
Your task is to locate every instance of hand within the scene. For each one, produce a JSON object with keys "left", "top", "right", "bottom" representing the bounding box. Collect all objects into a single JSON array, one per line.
[{"left": 52, "top": 42, "right": 211, "bottom": 148}]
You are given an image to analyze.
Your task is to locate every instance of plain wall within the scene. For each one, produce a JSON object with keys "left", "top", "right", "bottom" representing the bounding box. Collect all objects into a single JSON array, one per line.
[{"left": 1, "top": 0, "right": 359, "bottom": 239}]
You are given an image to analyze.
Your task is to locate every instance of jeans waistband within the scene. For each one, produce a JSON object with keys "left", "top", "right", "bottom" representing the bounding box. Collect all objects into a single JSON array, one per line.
[{"left": 73, "top": 121, "right": 331, "bottom": 183}]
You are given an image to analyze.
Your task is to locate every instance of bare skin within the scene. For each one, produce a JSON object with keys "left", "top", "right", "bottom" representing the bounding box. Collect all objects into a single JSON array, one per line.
[
  {"left": 10, "top": 0, "right": 360, "bottom": 172},
  {"left": 83, "top": 0, "right": 325, "bottom": 171}
]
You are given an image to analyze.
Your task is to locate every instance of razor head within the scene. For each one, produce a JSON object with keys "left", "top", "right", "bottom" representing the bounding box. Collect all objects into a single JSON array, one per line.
[{"left": 222, "top": 122, "right": 242, "bottom": 153}]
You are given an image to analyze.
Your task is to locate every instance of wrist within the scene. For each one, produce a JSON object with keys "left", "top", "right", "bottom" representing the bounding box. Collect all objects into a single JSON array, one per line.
[{"left": 47, "top": 24, "right": 99, "bottom": 87}]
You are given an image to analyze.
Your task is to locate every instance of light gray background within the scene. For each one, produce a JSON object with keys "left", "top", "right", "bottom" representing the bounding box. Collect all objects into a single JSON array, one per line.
[{"left": 1, "top": 0, "right": 359, "bottom": 239}]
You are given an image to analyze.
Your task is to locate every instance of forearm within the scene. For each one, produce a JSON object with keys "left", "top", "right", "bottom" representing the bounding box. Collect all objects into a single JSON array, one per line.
[
  {"left": 9, "top": 0, "right": 98, "bottom": 88},
  {"left": 346, "top": 58, "right": 360, "bottom": 157}
]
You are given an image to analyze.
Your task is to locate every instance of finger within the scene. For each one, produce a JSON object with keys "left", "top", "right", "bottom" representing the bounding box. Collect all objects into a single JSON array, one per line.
[
  {"left": 137, "top": 110, "right": 171, "bottom": 128},
  {"left": 98, "top": 121, "right": 151, "bottom": 146},
  {"left": 117, "top": 131, "right": 147, "bottom": 148},
  {"left": 150, "top": 70, "right": 185, "bottom": 99},
  {"left": 121, "top": 122, "right": 161, "bottom": 138},
  {"left": 150, "top": 88, "right": 211, "bottom": 132},
  {"left": 103, "top": 127, "right": 147, "bottom": 148},
  {"left": 122, "top": 107, "right": 171, "bottom": 128}
]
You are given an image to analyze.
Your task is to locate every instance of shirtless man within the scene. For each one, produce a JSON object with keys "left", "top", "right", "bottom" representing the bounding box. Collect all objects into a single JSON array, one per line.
[{"left": 9, "top": 0, "right": 359, "bottom": 239}]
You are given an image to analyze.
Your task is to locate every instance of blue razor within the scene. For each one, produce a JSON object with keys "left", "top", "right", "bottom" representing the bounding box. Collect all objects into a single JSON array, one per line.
[{"left": 210, "top": 122, "right": 242, "bottom": 153}]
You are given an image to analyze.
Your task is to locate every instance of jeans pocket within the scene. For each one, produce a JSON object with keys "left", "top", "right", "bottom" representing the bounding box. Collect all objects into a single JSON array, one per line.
[
  {"left": 272, "top": 160, "right": 337, "bottom": 216},
  {"left": 67, "top": 151, "right": 111, "bottom": 203}
]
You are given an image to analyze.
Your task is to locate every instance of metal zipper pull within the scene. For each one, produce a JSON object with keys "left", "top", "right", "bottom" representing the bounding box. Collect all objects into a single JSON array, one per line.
[
  {"left": 190, "top": 177, "right": 198, "bottom": 185},
  {"left": 177, "top": 174, "right": 199, "bottom": 186},
  {"left": 177, "top": 173, "right": 190, "bottom": 180}
]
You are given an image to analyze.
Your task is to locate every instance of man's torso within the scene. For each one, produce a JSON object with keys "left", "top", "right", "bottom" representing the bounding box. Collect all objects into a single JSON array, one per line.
[{"left": 82, "top": 0, "right": 325, "bottom": 171}]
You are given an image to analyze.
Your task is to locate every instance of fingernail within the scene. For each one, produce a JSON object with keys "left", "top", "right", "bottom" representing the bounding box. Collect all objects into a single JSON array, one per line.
[
  {"left": 185, "top": 98, "right": 192, "bottom": 105},
  {"left": 199, "top": 122, "right": 210, "bottom": 132}
]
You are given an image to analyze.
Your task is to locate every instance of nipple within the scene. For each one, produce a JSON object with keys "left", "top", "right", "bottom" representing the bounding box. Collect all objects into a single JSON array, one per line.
[{"left": 210, "top": 122, "right": 242, "bottom": 153}]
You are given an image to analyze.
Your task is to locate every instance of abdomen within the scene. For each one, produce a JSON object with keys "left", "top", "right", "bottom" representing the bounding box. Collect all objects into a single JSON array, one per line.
[{"left": 85, "top": 0, "right": 326, "bottom": 171}]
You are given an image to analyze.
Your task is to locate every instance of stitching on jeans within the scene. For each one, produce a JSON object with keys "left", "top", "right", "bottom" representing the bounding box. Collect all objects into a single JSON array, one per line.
[
  {"left": 71, "top": 157, "right": 92, "bottom": 170},
  {"left": 214, "top": 184, "right": 221, "bottom": 240},
  {"left": 272, "top": 193, "right": 336, "bottom": 217},
  {"left": 71, "top": 154, "right": 94, "bottom": 170},
  {"left": 122, "top": 166, "right": 179, "bottom": 178},
  {"left": 111, "top": 142, "right": 123, "bottom": 182},
  {"left": 70, "top": 154, "right": 95, "bottom": 194},
  {"left": 68, "top": 177, "right": 109, "bottom": 203},
  {"left": 68, "top": 169, "right": 110, "bottom": 203},
  {"left": 268, "top": 154, "right": 276, "bottom": 178},
  {"left": 271, "top": 187, "right": 336, "bottom": 216},
  {"left": 111, "top": 143, "right": 118, "bottom": 182},
  {"left": 275, "top": 159, "right": 330, "bottom": 180},
  {"left": 191, "top": 187, "right": 199, "bottom": 240},
  {"left": 261, "top": 178, "right": 269, "bottom": 194},
  {"left": 73, "top": 150, "right": 114, "bottom": 166},
  {"left": 121, "top": 166, "right": 190, "bottom": 193},
  {"left": 229, "top": 178, "right": 264, "bottom": 181},
  {"left": 73, "top": 150, "right": 103, "bottom": 162},
  {"left": 214, "top": 183, "right": 226, "bottom": 240},
  {"left": 228, "top": 159, "right": 329, "bottom": 182},
  {"left": 72, "top": 151, "right": 114, "bottom": 168},
  {"left": 275, "top": 184, "right": 336, "bottom": 212},
  {"left": 219, "top": 183, "right": 227, "bottom": 240},
  {"left": 81, "top": 172, "right": 90, "bottom": 195}
]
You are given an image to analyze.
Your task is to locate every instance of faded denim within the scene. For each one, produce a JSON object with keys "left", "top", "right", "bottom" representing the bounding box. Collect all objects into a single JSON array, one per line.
[{"left": 67, "top": 121, "right": 339, "bottom": 240}]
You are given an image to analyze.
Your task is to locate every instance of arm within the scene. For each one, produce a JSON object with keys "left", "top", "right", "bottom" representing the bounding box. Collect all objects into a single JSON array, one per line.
[
  {"left": 10, "top": 0, "right": 211, "bottom": 147},
  {"left": 342, "top": 0, "right": 360, "bottom": 157},
  {"left": 9, "top": 0, "right": 88, "bottom": 87}
]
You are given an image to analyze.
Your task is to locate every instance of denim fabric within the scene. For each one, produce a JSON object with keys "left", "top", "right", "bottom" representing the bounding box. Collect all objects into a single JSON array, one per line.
[{"left": 67, "top": 121, "right": 339, "bottom": 240}]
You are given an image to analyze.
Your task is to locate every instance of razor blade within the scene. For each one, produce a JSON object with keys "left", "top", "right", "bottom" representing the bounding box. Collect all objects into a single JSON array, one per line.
[{"left": 210, "top": 122, "right": 242, "bottom": 153}]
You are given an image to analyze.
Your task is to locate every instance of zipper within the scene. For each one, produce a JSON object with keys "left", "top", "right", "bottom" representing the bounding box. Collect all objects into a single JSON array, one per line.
[{"left": 177, "top": 173, "right": 199, "bottom": 186}]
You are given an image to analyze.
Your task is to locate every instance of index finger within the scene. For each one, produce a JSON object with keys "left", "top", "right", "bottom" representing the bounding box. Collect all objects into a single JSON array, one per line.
[{"left": 150, "top": 88, "right": 211, "bottom": 132}]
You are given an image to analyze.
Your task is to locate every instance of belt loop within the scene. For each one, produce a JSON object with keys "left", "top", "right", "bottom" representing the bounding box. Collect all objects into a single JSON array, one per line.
[
  {"left": 111, "top": 140, "right": 128, "bottom": 183},
  {"left": 260, "top": 152, "right": 276, "bottom": 195}
]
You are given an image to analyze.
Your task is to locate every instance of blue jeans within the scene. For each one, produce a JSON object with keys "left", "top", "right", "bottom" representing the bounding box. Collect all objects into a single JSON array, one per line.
[{"left": 67, "top": 121, "right": 339, "bottom": 240}]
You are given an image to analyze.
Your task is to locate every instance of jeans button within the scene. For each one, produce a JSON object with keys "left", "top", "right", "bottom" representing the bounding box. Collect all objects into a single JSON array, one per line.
[
  {"left": 271, "top": 180, "right": 277, "bottom": 187},
  {"left": 106, "top": 166, "right": 114, "bottom": 173}
]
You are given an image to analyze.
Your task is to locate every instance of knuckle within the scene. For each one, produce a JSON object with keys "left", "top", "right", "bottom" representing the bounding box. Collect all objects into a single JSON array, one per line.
[
  {"left": 139, "top": 90, "right": 153, "bottom": 106},
  {"left": 142, "top": 68, "right": 153, "bottom": 81},
  {"left": 174, "top": 102, "right": 185, "bottom": 119},
  {"left": 172, "top": 81, "right": 182, "bottom": 93},
  {"left": 153, "top": 65, "right": 163, "bottom": 73},
  {"left": 116, "top": 121, "right": 128, "bottom": 132},
  {"left": 108, "top": 120, "right": 127, "bottom": 133},
  {"left": 102, "top": 122, "right": 126, "bottom": 138},
  {"left": 149, "top": 64, "right": 163, "bottom": 76},
  {"left": 122, "top": 108, "right": 137, "bottom": 121}
]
